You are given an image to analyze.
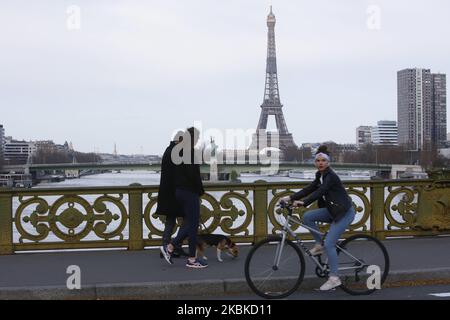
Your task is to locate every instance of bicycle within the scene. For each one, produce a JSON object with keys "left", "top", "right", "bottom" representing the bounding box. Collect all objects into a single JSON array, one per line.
[{"left": 244, "top": 201, "right": 390, "bottom": 299}]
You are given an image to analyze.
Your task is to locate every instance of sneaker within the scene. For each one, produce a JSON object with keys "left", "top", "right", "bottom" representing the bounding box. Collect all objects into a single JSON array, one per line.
[
  {"left": 159, "top": 244, "right": 187, "bottom": 259},
  {"left": 160, "top": 251, "right": 180, "bottom": 259},
  {"left": 320, "top": 276, "right": 341, "bottom": 291},
  {"left": 310, "top": 244, "right": 324, "bottom": 256},
  {"left": 186, "top": 258, "right": 208, "bottom": 269},
  {"left": 160, "top": 245, "right": 173, "bottom": 265}
]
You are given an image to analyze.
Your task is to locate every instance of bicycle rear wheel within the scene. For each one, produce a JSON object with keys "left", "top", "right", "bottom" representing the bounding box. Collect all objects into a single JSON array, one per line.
[
  {"left": 244, "top": 236, "right": 305, "bottom": 299},
  {"left": 337, "top": 234, "right": 389, "bottom": 295}
]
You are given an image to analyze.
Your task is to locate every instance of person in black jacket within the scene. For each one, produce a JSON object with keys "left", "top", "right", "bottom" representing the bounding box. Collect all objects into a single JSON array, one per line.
[
  {"left": 155, "top": 131, "right": 188, "bottom": 258},
  {"left": 281, "top": 145, "right": 355, "bottom": 291},
  {"left": 160, "top": 127, "right": 207, "bottom": 268}
]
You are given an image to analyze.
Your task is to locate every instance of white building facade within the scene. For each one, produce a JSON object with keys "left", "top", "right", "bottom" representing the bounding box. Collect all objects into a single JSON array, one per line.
[
  {"left": 371, "top": 121, "right": 398, "bottom": 145},
  {"left": 3, "top": 138, "right": 37, "bottom": 164},
  {"left": 356, "top": 126, "right": 372, "bottom": 148}
]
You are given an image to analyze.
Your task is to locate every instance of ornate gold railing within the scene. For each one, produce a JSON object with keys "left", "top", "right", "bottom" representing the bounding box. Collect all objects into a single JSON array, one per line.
[{"left": 0, "top": 174, "right": 449, "bottom": 254}]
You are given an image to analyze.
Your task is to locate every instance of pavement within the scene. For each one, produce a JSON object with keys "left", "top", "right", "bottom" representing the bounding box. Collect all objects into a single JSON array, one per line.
[
  {"left": 195, "top": 283, "right": 450, "bottom": 300},
  {"left": 1, "top": 236, "right": 450, "bottom": 300}
]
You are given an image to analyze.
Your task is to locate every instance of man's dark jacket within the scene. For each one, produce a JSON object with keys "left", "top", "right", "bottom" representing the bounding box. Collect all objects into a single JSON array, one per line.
[
  {"left": 290, "top": 167, "right": 352, "bottom": 221},
  {"left": 155, "top": 141, "right": 183, "bottom": 217},
  {"left": 174, "top": 149, "right": 205, "bottom": 196}
]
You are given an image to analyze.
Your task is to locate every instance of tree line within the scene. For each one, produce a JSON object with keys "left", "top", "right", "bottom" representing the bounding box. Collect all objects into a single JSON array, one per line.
[
  {"left": 32, "top": 149, "right": 101, "bottom": 164},
  {"left": 283, "top": 143, "right": 449, "bottom": 169}
]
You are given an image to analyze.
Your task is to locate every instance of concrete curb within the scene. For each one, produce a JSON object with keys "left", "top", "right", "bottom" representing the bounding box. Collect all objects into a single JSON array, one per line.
[
  {"left": 0, "top": 285, "right": 97, "bottom": 300},
  {"left": 385, "top": 268, "right": 450, "bottom": 284},
  {"left": 96, "top": 280, "right": 225, "bottom": 300},
  {"left": 1, "top": 268, "right": 450, "bottom": 300}
]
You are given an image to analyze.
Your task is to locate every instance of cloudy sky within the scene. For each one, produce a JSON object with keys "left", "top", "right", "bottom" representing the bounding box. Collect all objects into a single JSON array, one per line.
[{"left": 1, "top": 0, "right": 449, "bottom": 155}]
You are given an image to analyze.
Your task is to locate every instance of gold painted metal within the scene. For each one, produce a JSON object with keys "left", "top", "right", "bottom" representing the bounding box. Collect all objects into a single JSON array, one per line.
[
  {"left": 415, "top": 176, "right": 450, "bottom": 230},
  {"left": 15, "top": 194, "right": 127, "bottom": 243},
  {"left": 0, "top": 192, "right": 13, "bottom": 254},
  {"left": 0, "top": 173, "right": 449, "bottom": 255},
  {"left": 371, "top": 184, "right": 385, "bottom": 239},
  {"left": 253, "top": 180, "right": 269, "bottom": 243},
  {"left": 128, "top": 184, "right": 144, "bottom": 250}
]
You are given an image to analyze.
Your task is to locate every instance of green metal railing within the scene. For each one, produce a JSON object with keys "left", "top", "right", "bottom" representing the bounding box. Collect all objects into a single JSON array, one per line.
[{"left": 0, "top": 173, "right": 449, "bottom": 255}]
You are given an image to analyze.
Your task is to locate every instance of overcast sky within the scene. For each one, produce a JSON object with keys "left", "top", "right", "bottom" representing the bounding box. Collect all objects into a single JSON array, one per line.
[{"left": 1, "top": 0, "right": 449, "bottom": 155}]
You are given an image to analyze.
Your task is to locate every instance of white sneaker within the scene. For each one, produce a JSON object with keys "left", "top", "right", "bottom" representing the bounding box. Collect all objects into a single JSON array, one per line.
[
  {"left": 320, "top": 276, "right": 342, "bottom": 291},
  {"left": 309, "top": 244, "right": 324, "bottom": 256}
]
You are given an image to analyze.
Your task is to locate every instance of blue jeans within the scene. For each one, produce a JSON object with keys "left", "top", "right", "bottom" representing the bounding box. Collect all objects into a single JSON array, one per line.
[
  {"left": 303, "top": 207, "right": 355, "bottom": 277},
  {"left": 171, "top": 189, "right": 200, "bottom": 258}
]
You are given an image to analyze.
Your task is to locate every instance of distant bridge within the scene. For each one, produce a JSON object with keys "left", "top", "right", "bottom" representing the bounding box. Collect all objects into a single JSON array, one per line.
[{"left": 3, "top": 162, "right": 406, "bottom": 177}]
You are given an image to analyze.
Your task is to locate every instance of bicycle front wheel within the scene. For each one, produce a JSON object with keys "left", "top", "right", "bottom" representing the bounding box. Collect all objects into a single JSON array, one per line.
[
  {"left": 244, "top": 237, "right": 305, "bottom": 299},
  {"left": 337, "top": 234, "right": 389, "bottom": 295}
]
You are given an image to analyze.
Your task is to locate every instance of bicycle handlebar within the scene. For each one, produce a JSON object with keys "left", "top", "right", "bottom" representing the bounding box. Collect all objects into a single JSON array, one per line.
[{"left": 277, "top": 200, "right": 294, "bottom": 210}]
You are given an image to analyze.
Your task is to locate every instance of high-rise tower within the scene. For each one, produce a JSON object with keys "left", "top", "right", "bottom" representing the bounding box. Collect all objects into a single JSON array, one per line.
[
  {"left": 250, "top": 6, "right": 297, "bottom": 153},
  {"left": 397, "top": 68, "right": 447, "bottom": 150},
  {"left": 0, "top": 124, "right": 4, "bottom": 165},
  {"left": 431, "top": 73, "right": 447, "bottom": 148}
]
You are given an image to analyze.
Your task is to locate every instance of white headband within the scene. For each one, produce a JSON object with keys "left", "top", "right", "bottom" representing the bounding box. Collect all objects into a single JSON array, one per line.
[{"left": 315, "top": 152, "right": 330, "bottom": 162}]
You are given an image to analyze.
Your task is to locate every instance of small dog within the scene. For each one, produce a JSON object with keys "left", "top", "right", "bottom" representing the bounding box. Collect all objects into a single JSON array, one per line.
[{"left": 196, "top": 234, "right": 239, "bottom": 262}]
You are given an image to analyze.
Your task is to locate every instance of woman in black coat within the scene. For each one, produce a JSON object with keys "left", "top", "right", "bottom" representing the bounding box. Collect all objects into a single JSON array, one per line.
[{"left": 155, "top": 132, "right": 184, "bottom": 249}]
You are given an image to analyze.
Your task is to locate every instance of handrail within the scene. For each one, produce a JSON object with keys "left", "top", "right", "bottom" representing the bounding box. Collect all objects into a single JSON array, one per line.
[{"left": 0, "top": 177, "right": 448, "bottom": 255}]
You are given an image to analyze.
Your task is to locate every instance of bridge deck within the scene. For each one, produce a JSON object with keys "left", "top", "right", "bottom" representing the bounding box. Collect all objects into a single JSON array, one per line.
[{"left": 0, "top": 236, "right": 449, "bottom": 299}]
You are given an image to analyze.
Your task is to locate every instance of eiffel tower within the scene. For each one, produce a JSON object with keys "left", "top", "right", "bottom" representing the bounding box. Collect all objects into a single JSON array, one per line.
[{"left": 250, "top": 6, "right": 297, "bottom": 153}]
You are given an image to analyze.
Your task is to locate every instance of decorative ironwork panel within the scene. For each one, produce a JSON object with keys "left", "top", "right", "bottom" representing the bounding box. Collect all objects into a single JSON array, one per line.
[
  {"left": 143, "top": 192, "right": 166, "bottom": 240},
  {"left": 384, "top": 186, "right": 419, "bottom": 230},
  {"left": 15, "top": 193, "right": 127, "bottom": 243},
  {"left": 143, "top": 188, "right": 254, "bottom": 239},
  {"left": 346, "top": 186, "right": 370, "bottom": 232},
  {"left": 268, "top": 185, "right": 370, "bottom": 235},
  {"left": 268, "top": 188, "right": 307, "bottom": 234},
  {"left": 199, "top": 190, "right": 253, "bottom": 236}
]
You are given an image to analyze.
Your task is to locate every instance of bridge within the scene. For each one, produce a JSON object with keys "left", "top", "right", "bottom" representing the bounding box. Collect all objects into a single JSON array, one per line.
[
  {"left": 0, "top": 169, "right": 449, "bottom": 299},
  {"left": 1, "top": 237, "right": 449, "bottom": 300},
  {"left": 1, "top": 170, "right": 448, "bottom": 254},
  {"left": 4, "top": 162, "right": 415, "bottom": 179}
]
